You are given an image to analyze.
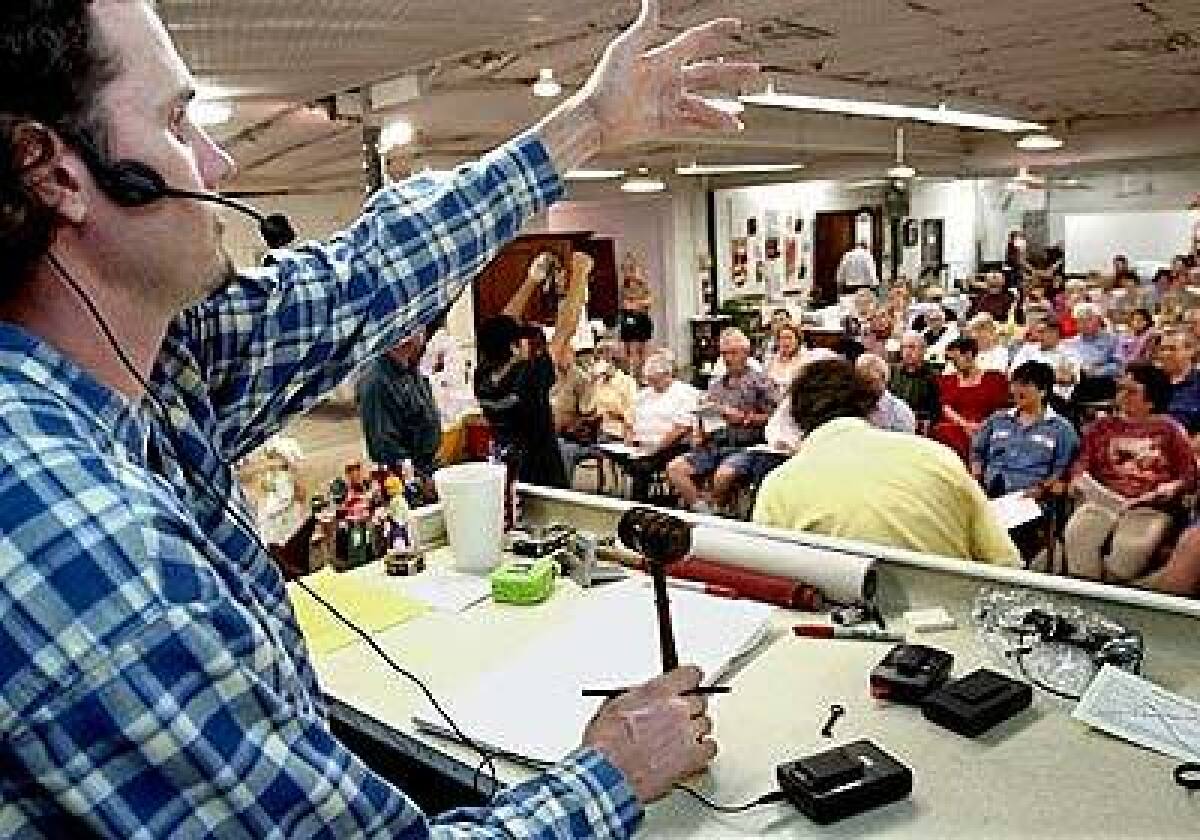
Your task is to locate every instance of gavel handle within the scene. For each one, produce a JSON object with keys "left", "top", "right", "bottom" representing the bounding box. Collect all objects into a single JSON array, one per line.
[{"left": 650, "top": 562, "right": 679, "bottom": 672}]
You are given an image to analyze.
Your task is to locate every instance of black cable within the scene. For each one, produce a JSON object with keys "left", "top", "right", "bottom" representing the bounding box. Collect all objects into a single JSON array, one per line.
[
  {"left": 1009, "top": 643, "right": 1200, "bottom": 792},
  {"left": 673, "top": 784, "right": 786, "bottom": 814},
  {"left": 1174, "top": 763, "right": 1200, "bottom": 791},
  {"left": 46, "top": 253, "right": 505, "bottom": 800},
  {"left": 1009, "top": 648, "right": 1082, "bottom": 702}
]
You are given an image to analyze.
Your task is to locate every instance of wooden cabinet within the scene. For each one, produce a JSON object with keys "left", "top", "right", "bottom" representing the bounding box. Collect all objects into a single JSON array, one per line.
[{"left": 473, "top": 232, "right": 618, "bottom": 329}]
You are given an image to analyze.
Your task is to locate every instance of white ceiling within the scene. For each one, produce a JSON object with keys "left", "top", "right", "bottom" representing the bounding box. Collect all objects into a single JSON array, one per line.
[{"left": 160, "top": 0, "right": 1200, "bottom": 194}]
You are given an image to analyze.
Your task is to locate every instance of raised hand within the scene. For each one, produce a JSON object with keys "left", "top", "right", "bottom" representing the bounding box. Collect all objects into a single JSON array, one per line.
[
  {"left": 577, "top": 0, "right": 758, "bottom": 147},
  {"left": 536, "top": 0, "right": 760, "bottom": 170}
]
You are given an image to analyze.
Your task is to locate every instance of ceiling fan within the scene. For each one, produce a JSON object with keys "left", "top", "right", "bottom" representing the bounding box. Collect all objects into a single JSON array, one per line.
[
  {"left": 846, "top": 174, "right": 959, "bottom": 190},
  {"left": 1006, "top": 167, "right": 1091, "bottom": 190}
]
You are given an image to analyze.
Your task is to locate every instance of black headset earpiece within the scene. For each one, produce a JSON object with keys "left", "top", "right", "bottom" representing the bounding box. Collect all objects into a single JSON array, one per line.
[
  {"left": 94, "top": 159, "right": 171, "bottom": 207},
  {"left": 59, "top": 127, "right": 169, "bottom": 207}
]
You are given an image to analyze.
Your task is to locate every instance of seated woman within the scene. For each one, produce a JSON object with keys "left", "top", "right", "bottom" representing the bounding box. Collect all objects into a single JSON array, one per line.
[
  {"left": 964, "top": 313, "right": 1011, "bottom": 373},
  {"left": 764, "top": 322, "right": 805, "bottom": 391},
  {"left": 475, "top": 252, "right": 591, "bottom": 489},
  {"left": 931, "top": 337, "right": 1010, "bottom": 462},
  {"left": 971, "top": 362, "right": 1079, "bottom": 561},
  {"left": 1064, "top": 363, "right": 1197, "bottom": 583},
  {"left": 621, "top": 351, "right": 699, "bottom": 501},
  {"left": 1116, "top": 307, "right": 1158, "bottom": 366},
  {"left": 588, "top": 340, "right": 638, "bottom": 443}
]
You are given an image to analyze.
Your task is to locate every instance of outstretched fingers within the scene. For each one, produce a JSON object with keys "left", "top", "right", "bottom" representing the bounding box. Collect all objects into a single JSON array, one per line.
[
  {"left": 682, "top": 60, "right": 761, "bottom": 91},
  {"left": 646, "top": 17, "right": 743, "bottom": 64}
]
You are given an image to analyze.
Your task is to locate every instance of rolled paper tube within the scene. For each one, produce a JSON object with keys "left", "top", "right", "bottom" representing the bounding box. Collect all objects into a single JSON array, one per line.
[
  {"left": 689, "top": 525, "right": 876, "bottom": 605},
  {"left": 666, "top": 558, "right": 824, "bottom": 611}
]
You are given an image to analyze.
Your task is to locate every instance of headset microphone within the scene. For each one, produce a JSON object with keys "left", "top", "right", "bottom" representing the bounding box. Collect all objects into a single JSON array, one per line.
[{"left": 62, "top": 128, "right": 296, "bottom": 249}]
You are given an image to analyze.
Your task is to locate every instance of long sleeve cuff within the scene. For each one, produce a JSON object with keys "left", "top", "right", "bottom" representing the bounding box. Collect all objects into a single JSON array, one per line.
[{"left": 432, "top": 747, "right": 644, "bottom": 839}]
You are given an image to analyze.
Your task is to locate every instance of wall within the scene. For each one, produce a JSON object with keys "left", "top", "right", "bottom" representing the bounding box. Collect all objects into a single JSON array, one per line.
[
  {"left": 220, "top": 190, "right": 365, "bottom": 269},
  {"left": 900, "top": 180, "right": 979, "bottom": 282},
  {"left": 545, "top": 195, "right": 685, "bottom": 355},
  {"left": 714, "top": 181, "right": 882, "bottom": 304},
  {"left": 219, "top": 189, "right": 479, "bottom": 345},
  {"left": 1045, "top": 170, "right": 1200, "bottom": 247}
]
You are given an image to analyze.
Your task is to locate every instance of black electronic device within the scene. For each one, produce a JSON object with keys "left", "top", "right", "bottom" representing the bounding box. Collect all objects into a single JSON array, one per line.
[
  {"left": 870, "top": 644, "right": 954, "bottom": 704},
  {"left": 1019, "top": 608, "right": 1144, "bottom": 673},
  {"left": 509, "top": 525, "right": 571, "bottom": 559},
  {"left": 59, "top": 126, "right": 295, "bottom": 248},
  {"left": 921, "top": 668, "right": 1032, "bottom": 738},
  {"left": 777, "top": 740, "right": 912, "bottom": 824}
]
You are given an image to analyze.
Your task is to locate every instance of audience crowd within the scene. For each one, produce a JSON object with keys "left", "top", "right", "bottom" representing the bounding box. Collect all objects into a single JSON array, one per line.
[
  {"left": 518, "top": 246, "right": 1200, "bottom": 599},
  {"left": 356, "top": 243, "right": 1200, "bottom": 599}
]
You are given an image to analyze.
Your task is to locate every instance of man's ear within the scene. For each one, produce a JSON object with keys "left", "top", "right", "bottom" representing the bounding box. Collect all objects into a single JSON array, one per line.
[{"left": 16, "top": 124, "right": 89, "bottom": 226}]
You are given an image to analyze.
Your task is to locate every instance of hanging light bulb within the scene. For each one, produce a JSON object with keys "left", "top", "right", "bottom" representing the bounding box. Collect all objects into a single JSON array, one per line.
[
  {"left": 886, "top": 126, "right": 917, "bottom": 179},
  {"left": 621, "top": 167, "right": 666, "bottom": 193},
  {"left": 1017, "top": 133, "right": 1065, "bottom": 150},
  {"left": 532, "top": 68, "right": 562, "bottom": 98}
]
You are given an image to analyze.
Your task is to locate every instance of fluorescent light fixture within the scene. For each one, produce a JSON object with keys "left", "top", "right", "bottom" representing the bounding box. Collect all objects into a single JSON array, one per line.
[
  {"left": 1017, "top": 133, "right": 1064, "bottom": 150},
  {"left": 564, "top": 169, "right": 627, "bottom": 180},
  {"left": 675, "top": 162, "right": 805, "bottom": 176},
  {"left": 887, "top": 164, "right": 917, "bottom": 179},
  {"left": 704, "top": 98, "right": 746, "bottom": 115},
  {"left": 380, "top": 119, "right": 415, "bottom": 151},
  {"left": 532, "top": 68, "right": 562, "bottom": 98},
  {"left": 621, "top": 168, "right": 665, "bottom": 193},
  {"left": 740, "top": 88, "right": 1044, "bottom": 133},
  {"left": 189, "top": 99, "right": 232, "bottom": 126},
  {"left": 676, "top": 164, "right": 806, "bottom": 177}
]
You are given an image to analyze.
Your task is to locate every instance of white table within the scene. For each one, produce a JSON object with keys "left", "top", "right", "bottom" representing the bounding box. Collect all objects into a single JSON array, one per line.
[{"left": 307, "top": 490, "right": 1200, "bottom": 837}]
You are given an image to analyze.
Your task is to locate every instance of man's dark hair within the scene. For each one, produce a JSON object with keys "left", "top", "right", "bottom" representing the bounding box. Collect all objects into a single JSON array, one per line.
[
  {"left": 1125, "top": 362, "right": 1173, "bottom": 414},
  {"left": 476, "top": 315, "right": 519, "bottom": 365},
  {"left": 1, "top": 1, "right": 120, "bottom": 283},
  {"left": 1010, "top": 361, "right": 1054, "bottom": 396},
  {"left": 789, "top": 358, "right": 878, "bottom": 434},
  {"left": 946, "top": 336, "right": 978, "bottom": 356}
]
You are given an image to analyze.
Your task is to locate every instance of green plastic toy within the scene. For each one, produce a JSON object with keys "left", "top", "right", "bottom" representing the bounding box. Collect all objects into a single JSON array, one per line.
[{"left": 490, "top": 557, "right": 558, "bottom": 605}]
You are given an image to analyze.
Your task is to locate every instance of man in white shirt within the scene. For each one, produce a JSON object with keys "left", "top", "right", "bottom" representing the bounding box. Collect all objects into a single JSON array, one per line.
[
  {"left": 629, "top": 352, "right": 699, "bottom": 450},
  {"left": 620, "top": 351, "right": 698, "bottom": 500},
  {"left": 835, "top": 241, "right": 879, "bottom": 293}
]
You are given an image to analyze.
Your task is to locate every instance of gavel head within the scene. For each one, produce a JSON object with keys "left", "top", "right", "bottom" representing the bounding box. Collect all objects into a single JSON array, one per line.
[{"left": 617, "top": 507, "right": 692, "bottom": 565}]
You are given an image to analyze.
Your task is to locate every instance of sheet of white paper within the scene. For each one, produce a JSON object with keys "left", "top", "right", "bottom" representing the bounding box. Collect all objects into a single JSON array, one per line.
[
  {"left": 988, "top": 492, "right": 1044, "bottom": 530},
  {"left": 1072, "top": 473, "right": 1127, "bottom": 515},
  {"left": 1072, "top": 665, "right": 1200, "bottom": 764},
  {"left": 393, "top": 569, "right": 491, "bottom": 613},
  {"left": 413, "top": 579, "right": 773, "bottom": 763}
]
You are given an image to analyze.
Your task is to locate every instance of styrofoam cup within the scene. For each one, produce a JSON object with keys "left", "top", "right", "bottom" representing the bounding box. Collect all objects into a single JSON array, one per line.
[{"left": 433, "top": 463, "right": 506, "bottom": 574}]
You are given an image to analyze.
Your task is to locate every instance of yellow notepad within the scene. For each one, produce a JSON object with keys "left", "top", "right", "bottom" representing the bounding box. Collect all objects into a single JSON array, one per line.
[{"left": 289, "top": 568, "right": 428, "bottom": 655}]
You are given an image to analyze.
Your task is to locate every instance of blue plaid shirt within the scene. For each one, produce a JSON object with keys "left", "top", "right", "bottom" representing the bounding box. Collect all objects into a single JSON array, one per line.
[{"left": 0, "top": 136, "right": 642, "bottom": 839}]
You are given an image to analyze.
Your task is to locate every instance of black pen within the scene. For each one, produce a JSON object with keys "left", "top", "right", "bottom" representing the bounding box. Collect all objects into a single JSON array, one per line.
[{"left": 581, "top": 686, "right": 731, "bottom": 699}]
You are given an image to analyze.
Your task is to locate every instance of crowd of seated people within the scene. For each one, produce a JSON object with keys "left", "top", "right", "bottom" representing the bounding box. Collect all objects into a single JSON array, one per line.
[{"left": 534, "top": 247, "right": 1200, "bottom": 598}]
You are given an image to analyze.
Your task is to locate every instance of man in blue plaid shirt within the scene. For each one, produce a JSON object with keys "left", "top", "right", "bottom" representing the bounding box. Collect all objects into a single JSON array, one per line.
[{"left": 0, "top": 1, "right": 757, "bottom": 836}]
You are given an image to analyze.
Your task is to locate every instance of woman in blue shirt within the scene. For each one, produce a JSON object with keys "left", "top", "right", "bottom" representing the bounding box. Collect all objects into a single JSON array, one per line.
[{"left": 972, "top": 361, "right": 1080, "bottom": 561}]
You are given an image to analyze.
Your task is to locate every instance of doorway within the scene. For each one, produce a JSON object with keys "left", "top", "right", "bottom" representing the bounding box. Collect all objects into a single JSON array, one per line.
[{"left": 812, "top": 208, "right": 883, "bottom": 307}]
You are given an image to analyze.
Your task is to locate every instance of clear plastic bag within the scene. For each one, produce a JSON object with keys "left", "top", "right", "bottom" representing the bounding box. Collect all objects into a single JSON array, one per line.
[{"left": 972, "top": 586, "right": 1143, "bottom": 701}]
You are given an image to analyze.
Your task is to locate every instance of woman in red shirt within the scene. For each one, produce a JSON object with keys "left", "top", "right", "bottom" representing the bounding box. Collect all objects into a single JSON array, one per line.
[
  {"left": 931, "top": 337, "right": 1009, "bottom": 461},
  {"left": 1065, "top": 363, "right": 1197, "bottom": 583}
]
